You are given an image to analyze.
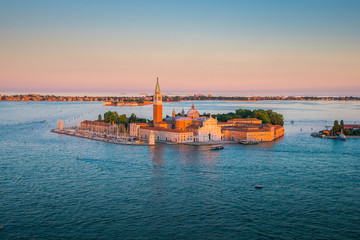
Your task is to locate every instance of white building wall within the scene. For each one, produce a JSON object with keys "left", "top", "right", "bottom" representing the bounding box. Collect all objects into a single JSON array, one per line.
[
  {"left": 139, "top": 128, "right": 193, "bottom": 143},
  {"left": 196, "top": 118, "right": 222, "bottom": 142}
]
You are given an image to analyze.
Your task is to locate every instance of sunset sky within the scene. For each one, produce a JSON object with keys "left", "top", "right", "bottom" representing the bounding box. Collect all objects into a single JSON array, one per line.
[{"left": 1, "top": 0, "right": 360, "bottom": 95}]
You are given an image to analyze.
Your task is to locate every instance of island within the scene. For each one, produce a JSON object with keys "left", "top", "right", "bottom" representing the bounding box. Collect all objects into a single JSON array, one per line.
[
  {"left": 52, "top": 79, "right": 285, "bottom": 145},
  {"left": 312, "top": 120, "right": 360, "bottom": 140}
]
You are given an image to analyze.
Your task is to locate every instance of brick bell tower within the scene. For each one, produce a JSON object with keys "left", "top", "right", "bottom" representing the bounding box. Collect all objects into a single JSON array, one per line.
[{"left": 153, "top": 77, "right": 162, "bottom": 123}]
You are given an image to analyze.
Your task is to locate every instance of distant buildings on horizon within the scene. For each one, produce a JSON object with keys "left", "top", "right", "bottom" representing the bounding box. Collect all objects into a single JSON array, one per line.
[{"left": 1, "top": 93, "right": 360, "bottom": 102}]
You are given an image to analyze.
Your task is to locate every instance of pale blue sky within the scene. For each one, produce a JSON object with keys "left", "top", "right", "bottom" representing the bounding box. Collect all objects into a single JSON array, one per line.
[{"left": 1, "top": 0, "right": 360, "bottom": 95}]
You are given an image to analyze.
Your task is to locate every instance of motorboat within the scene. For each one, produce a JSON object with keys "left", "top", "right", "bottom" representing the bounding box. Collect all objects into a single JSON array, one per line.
[
  {"left": 211, "top": 145, "right": 224, "bottom": 150},
  {"left": 239, "top": 140, "right": 259, "bottom": 145},
  {"left": 338, "top": 134, "right": 347, "bottom": 141}
]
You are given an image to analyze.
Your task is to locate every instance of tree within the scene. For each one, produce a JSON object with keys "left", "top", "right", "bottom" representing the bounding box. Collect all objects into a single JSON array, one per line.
[
  {"left": 118, "top": 114, "right": 127, "bottom": 124},
  {"left": 235, "top": 109, "right": 252, "bottom": 118},
  {"left": 253, "top": 109, "right": 271, "bottom": 124},
  {"left": 98, "top": 114, "right": 102, "bottom": 121},
  {"left": 104, "top": 111, "right": 112, "bottom": 123},
  {"left": 109, "top": 111, "right": 118, "bottom": 123},
  {"left": 129, "top": 113, "right": 137, "bottom": 123},
  {"left": 332, "top": 120, "right": 340, "bottom": 135},
  {"left": 269, "top": 112, "right": 284, "bottom": 126},
  {"left": 340, "top": 120, "right": 344, "bottom": 131}
]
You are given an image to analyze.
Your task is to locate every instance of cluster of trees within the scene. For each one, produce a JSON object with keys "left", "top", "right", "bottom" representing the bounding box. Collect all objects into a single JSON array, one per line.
[
  {"left": 100, "top": 111, "right": 143, "bottom": 125},
  {"left": 332, "top": 120, "right": 360, "bottom": 136},
  {"left": 209, "top": 109, "right": 284, "bottom": 126},
  {"left": 332, "top": 120, "right": 344, "bottom": 135}
]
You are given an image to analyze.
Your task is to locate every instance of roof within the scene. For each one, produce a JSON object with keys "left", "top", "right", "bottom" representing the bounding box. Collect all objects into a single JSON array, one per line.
[
  {"left": 193, "top": 117, "right": 207, "bottom": 121},
  {"left": 155, "top": 78, "right": 160, "bottom": 93},
  {"left": 165, "top": 116, "right": 183, "bottom": 121},
  {"left": 135, "top": 123, "right": 149, "bottom": 126},
  {"left": 344, "top": 124, "right": 360, "bottom": 128},
  {"left": 222, "top": 125, "right": 273, "bottom": 133},
  {"left": 228, "top": 118, "right": 262, "bottom": 123},
  {"left": 81, "top": 120, "right": 115, "bottom": 127},
  {"left": 175, "top": 117, "right": 192, "bottom": 121},
  {"left": 218, "top": 122, "right": 233, "bottom": 126},
  {"left": 140, "top": 126, "right": 192, "bottom": 133},
  {"left": 185, "top": 125, "right": 200, "bottom": 131}
]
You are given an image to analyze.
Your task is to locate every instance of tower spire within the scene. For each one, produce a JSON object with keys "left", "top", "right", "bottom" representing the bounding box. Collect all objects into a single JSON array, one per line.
[{"left": 155, "top": 77, "right": 160, "bottom": 93}]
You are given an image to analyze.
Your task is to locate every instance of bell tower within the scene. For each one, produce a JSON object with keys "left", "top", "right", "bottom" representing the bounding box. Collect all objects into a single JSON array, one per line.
[{"left": 153, "top": 77, "right": 162, "bottom": 124}]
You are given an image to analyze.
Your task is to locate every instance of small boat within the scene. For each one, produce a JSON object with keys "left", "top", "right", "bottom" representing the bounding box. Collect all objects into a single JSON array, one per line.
[
  {"left": 76, "top": 156, "right": 83, "bottom": 160},
  {"left": 338, "top": 134, "right": 347, "bottom": 141},
  {"left": 255, "top": 185, "right": 263, "bottom": 189},
  {"left": 239, "top": 140, "right": 259, "bottom": 145},
  {"left": 211, "top": 145, "right": 224, "bottom": 150}
]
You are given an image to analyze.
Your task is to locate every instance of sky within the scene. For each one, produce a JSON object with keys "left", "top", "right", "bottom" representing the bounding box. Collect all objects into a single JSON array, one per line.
[{"left": 1, "top": 0, "right": 360, "bottom": 95}]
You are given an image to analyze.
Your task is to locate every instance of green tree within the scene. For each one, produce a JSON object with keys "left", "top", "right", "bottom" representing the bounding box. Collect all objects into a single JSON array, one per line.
[
  {"left": 118, "top": 114, "right": 127, "bottom": 124},
  {"left": 269, "top": 112, "right": 284, "bottom": 126},
  {"left": 235, "top": 109, "right": 252, "bottom": 118},
  {"left": 340, "top": 120, "right": 344, "bottom": 131},
  {"left": 129, "top": 113, "right": 137, "bottom": 123},
  {"left": 333, "top": 120, "right": 340, "bottom": 135},
  {"left": 253, "top": 109, "right": 271, "bottom": 124},
  {"left": 104, "top": 111, "right": 112, "bottom": 123},
  {"left": 110, "top": 112, "right": 118, "bottom": 123}
]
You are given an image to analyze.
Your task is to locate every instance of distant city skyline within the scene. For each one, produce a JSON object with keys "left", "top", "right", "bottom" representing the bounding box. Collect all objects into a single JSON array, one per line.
[{"left": 1, "top": 0, "right": 359, "bottom": 95}]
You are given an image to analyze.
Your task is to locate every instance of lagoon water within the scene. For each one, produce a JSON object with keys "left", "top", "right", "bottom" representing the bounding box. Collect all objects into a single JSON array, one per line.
[{"left": 1, "top": 100, "right": 360, "bottom": 239}]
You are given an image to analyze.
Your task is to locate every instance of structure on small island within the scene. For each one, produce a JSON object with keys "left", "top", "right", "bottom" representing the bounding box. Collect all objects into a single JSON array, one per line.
[
  {"left": 129, "top": 79, "right": 284, "bottom": 144},
  {"left": 312, "top": 120, "right": 360, "bottom": 139},
  {"left": 129, "top": 79, "right": 223, "bottom": 143},
  {"left": 53, "top": 78, "right": 285, "bottom": 145}
]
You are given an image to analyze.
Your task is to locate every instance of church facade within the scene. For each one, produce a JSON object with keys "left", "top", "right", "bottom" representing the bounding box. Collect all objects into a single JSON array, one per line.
[{"left": 129, "top": 78, "right": 222, "bottom": 143}]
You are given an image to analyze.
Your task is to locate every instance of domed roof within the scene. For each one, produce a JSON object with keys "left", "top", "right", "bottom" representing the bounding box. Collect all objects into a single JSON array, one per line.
[{"left": 187, "top": 104, "right": 199, "bottom": 119}]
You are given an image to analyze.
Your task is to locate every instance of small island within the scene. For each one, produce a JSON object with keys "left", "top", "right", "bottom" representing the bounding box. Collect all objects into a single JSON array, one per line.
[
  {"left": 52, "top": 79, "right": 285, "bottom": 145},
  {"left": 312, "top": 120, "right": 360, "bottom": 140}
]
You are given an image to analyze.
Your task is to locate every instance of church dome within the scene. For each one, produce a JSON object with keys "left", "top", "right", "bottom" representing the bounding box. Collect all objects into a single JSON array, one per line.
[{"left": 187, "top": 104, "right": 199, "bottom": 119}]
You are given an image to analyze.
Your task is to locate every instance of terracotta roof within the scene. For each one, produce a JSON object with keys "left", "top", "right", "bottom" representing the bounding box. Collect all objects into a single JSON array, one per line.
[
  {"left": 218, "top": 122, "right": 233, "bottom": 125},
  {"left": 140, "top": 126, "right": 192, "bottom": 133},
  {"left": 344, "top": 124, "right": 360, "bottom": 128},
  {"left": 136, "top": 123, "right": 149, "bottom": 126},
  {"left": 222, "top": 125, "right": 272, "bottom": 133},
  {"left": 229, "top": 118, "right": 261, "bottom": 122},
  {"left": 154, "top": 121, "right": 168, "bottom": 124},
  {"left": 81, "top": 120, "right": 115, "bottom": 127},
  {"left": 185, "top": 125, "right": 199, "bottom": 131}
]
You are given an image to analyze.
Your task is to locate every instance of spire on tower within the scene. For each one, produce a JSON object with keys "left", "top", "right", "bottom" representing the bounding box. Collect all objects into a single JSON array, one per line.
[{"left": 155, "top": 77, "right": 160, "bottom": 93}]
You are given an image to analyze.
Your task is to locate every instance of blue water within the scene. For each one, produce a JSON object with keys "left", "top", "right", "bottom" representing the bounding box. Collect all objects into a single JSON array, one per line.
[{"left": 1, "top": 101, "right": 360, "bottom": 239}]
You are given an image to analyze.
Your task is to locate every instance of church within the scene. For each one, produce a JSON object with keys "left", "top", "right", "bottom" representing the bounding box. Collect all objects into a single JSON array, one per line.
[{"left": 129, "top": 78, "right": 222, "bottom": 143}]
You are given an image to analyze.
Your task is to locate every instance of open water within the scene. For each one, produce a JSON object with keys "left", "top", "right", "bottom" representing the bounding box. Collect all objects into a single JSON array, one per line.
[{"left": 0, "top": 100, "right": 360, "bottom": 239}]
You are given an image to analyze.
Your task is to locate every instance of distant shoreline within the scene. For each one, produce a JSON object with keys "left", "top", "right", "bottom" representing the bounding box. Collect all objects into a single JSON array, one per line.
[{"left": 1, "top": 94, "right": 360, "bottom": 102}]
